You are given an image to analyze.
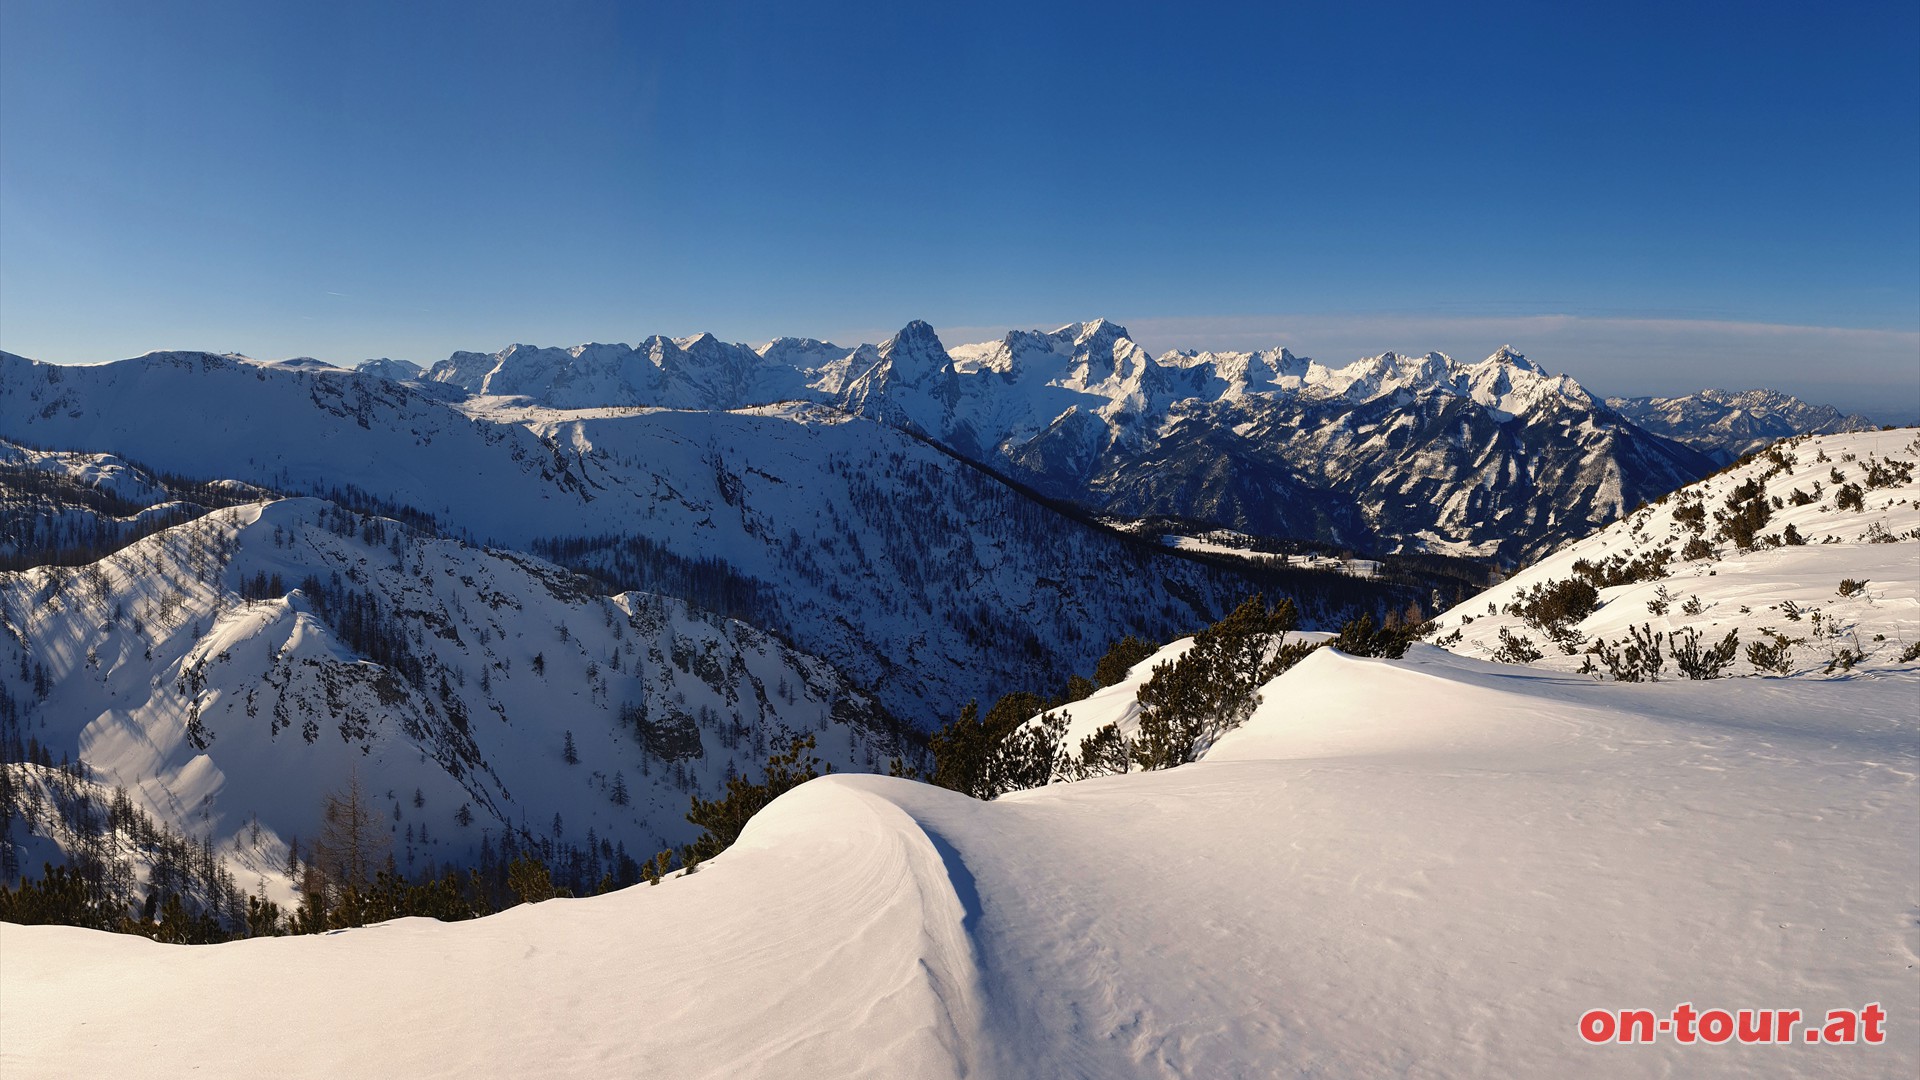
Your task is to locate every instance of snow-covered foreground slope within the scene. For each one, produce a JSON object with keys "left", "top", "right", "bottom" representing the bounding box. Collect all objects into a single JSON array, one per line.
[
  {"left": 1427, "top": 429, "right": 1920, "bottom": 675},
  {"left": 6, "top": 646, "right": 1913, "bottom": 1078}
]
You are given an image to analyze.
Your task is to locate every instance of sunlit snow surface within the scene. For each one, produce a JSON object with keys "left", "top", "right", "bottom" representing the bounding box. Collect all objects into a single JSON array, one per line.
[
  {"left": 1429, "top": 429, "right": 1920, "bottom": 675},
  {"left": 5, "top": 643, "right": 1914, "bottom": 1078}
]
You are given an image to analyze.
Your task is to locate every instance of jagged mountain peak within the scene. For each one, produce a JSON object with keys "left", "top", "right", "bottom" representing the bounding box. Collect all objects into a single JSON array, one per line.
[
  {"left": 1480, "top": 344, "right": 1540, "bottom": 371},
  {"left": 1302, "top": 349, "right": 1452, "bottom": 403},
  {"left": 879, "top": 320, "right": 952, "bottom": 368},
  {"left": 1056, "top": 318, "right": 1132, "bottom": 349},
  {"left": 1068, "top": 320, "right": 1153, "bottom": 378},
  {"left": 568, "top": 342, "right": 636, "bottom": 360},
  {"left": 889, "top": 318, "right": 944, "bottom": 345},
  {"left": 1423, "top": 347, "right": 1594, "bottom": 418}
]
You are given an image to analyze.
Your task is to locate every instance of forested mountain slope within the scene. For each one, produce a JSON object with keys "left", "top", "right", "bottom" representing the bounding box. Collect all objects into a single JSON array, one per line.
[
  {"left": 0, "top": 491, "right": 908, "bottom": 909},
  {"left": 0, "top": 351, "right": 1336, "bottom": 725}
]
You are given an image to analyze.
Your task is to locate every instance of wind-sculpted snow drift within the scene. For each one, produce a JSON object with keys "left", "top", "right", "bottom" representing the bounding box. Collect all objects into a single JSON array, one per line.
[{"left": 5, "top": 644, "right": 1913, "bottom": 1078}]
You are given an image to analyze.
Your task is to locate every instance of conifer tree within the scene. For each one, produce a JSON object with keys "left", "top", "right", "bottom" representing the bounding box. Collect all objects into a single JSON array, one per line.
[
  {"left": 929, "top": 701, "right": 990, "bottom": 797},
  {"left": 684, "top": 734, "right": 826, "bottom": 862},
  {"left": 1133, "top": 595, "right": 1299, "bottom": 770},
  {"left": 929, "top": 692, "right": 1068, "bottom": 798},
  {"left": 1063, "top": 722, "right": 1133, "bottom": 780},
  {"left": 1058, "top": 674, "right": 1098, "bottom": 704},
  {"left": 506, "top": 853, "right": 559, "bottom": 904},
  {"left": 1094, "top": 635, "right": 1158, "bottom": 687}
]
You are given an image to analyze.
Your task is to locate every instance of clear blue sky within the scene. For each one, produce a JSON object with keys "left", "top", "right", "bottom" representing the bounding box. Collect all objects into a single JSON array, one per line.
[{"left": 3, "top": 0, "right": 1916, "bottom": 418}]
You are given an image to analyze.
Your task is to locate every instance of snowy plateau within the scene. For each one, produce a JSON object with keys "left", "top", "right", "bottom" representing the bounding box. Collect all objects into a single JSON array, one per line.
[{"left": 0, "top": 323, "right": 1914, "bottom": 1079}]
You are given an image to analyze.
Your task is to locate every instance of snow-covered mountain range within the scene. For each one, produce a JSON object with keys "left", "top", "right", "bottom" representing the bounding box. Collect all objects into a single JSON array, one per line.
[
  {"left": 0, "top": 350, "right": 1318, "bottom": 729},
  {"left": 8, "top": 433, "right": 1914, "bottom": 1075},
  {"left": 16, "top": 325, "right": 1872, "bottom": 568},
  {"left": 350, "top": 319, "right": 1762, "bottom": 560},
  {"left": 0, "top": 346, "right": 1391, "bottom": 915},
  {"left": 0, "top": 336, "right": 1876, "bottom": 892},
  {"left": 1606, "top": 388, "right": 1879, "bottom": 462},
  {"left": 5, "top": 327, "right": 1912, "bottom": 1077}
]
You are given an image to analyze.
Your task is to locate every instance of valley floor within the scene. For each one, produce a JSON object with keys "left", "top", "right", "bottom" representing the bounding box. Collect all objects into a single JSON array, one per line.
[{"left": 4, "top": 647, "right": 1916, "bottom": 1078}]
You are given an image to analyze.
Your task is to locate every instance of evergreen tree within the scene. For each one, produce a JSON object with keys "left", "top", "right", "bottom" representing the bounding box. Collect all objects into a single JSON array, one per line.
[
  {"left": 506, "top": 853, "right": 559, "bottom": 904},
  {"left": 929, "top": 692, "right": 1068, "bottom": 799},
  {"left": 563, "top": 730, "right": 578, "bottom": 766},
  {"left": 1094, "top": 635, "right": 1158, "bottom": 687},
  {"left": 685, "top": 734, "right": 826, "bottom": 862},
  {"left": 1327, "top": 613, "right": 1419, "bottom": 659},
  {"left": 0, "top": 862, "right": 117, "bottom": 930},
  {"left": 1058, "top": 674, "right": 1098, "bottom": 705},
  {"left": 1062, "top": 722, "right": 1134, "bottom": 780},
  {"left": 1133, "top": 595, "right": 1298, "bottom": 770},
  {"left": 928, "top": 702, "right": 992, "bottom": 798}
]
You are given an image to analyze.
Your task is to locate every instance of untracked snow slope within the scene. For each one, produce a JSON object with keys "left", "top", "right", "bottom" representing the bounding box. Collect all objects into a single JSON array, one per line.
[{"left": 6, "top": 645, "right": 1913, "bottom": 1078}]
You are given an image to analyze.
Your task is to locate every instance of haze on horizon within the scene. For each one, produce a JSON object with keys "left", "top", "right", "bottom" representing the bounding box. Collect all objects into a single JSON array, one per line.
[{"left": 2, "top": 0, "right": 1915, "bottom": 421}]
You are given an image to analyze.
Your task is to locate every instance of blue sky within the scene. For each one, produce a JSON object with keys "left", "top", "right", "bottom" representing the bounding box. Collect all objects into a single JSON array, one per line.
[{"left": 2, "top": 0, "right": 1916, "bottom": 418}]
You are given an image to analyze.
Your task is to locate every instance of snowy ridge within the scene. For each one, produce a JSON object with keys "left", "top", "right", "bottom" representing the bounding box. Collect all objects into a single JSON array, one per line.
[
  {"left": 400, "top": 326, "right": 1602, "bottom": 430},
  {"left": 353, "top": 357, "right": 424, "bottom": 382},
  {"left": 1, "top": 442, "right": 172, "bottom": 506},
  {"left": 5, "top": 642, "right": 1912, "bottom": 1077},
  {"left": 1, "top": 440, "right": 269, "bottom": 569},
  {"left": 1425, "top": 428, "right": 1920, "bottom": 674},
  {"left": 21, "top": 318, "right": 1774, "bottom": 560}
]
